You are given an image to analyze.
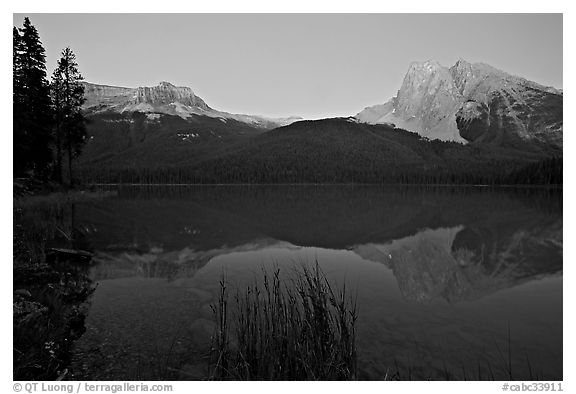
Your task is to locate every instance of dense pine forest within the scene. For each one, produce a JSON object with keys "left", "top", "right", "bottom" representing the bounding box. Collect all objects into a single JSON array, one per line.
[
  {"left": 76, "top": 117, "right": 562, "bottom": 186},
  {"left": 77, "top": 156, "right": 561, "bottom": 186}
]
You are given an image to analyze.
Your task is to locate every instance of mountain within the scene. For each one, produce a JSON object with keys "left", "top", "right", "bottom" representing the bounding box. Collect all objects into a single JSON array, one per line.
[
  {"left": 78, "top": 116, "right": 561, "bottom": 183},
  {"left": 83, "top": 81, "right": 301, "bottom": 128},
  {"left": 77, "top": 69, "right": 562, "bottom": 184},
  {"left": 79, "top": 111, "right": 269, "bottom": 168},
  {"left": 79, "top": 81, "right": 301, "bottom": 168},
  {"left": 356, "top": 59, "right": 563, "bottom": 147},
  {"left": 179, "top": 117, "right": 560, "bottom": 184}
]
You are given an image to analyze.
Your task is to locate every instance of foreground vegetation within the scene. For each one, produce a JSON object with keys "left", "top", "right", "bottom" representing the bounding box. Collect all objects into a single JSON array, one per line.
[
  {"left": 208, "top": 266, "right": 358, "bottom": 380},
  {"left": 13, "top": 262, "right": 94, "bottom": 380},
  {"left": 13, "top": 190, "right": 104, "bottom": 380}
]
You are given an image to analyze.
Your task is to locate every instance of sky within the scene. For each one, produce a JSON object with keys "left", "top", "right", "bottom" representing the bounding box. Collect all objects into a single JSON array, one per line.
[{"left": 13, "top": 13, "right": 563, "bottom": 119}]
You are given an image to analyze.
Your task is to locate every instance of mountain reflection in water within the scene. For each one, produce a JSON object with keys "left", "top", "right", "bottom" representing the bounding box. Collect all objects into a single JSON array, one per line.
[{"left": 53, "top": 185, "right": 561, "bottom": 380}]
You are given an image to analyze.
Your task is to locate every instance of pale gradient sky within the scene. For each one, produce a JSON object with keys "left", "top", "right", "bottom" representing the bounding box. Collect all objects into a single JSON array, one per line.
[{"left": 13, "top": 13, "right": 563, "bottom": 119}]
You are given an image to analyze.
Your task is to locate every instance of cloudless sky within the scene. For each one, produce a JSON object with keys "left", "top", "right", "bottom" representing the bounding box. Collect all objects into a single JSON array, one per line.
[{"left": 14, "top": 13, "right": 563, "bottom": 119}]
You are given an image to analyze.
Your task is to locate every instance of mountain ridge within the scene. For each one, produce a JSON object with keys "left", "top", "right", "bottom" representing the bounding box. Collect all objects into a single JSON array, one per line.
[
  {"left": 82, "top": 81, "right": 302, "bottom": 129},
  {"left": 77, "top": 60, "right": 562, "bottom": 184},
  {"left": 356, "top": 59, "right": 562, "bottom": 147}
]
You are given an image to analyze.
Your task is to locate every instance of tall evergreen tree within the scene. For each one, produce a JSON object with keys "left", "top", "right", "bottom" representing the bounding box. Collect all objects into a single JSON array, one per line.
[
  {"left": 51, "top": 47, "right": 87, "bottom": 186},
  {"left": 13, "top": 26, "right": 25, "bottom": 175},
  {"left": 15, "top": 17, "right": 53, "bottom": 177},
  {"left": 50, "top": 63, "right": 64, "bottom": 183}
]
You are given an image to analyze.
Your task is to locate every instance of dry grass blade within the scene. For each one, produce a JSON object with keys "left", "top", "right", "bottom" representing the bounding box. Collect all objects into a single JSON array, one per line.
[{"left": 208, "top": 263, "right": 357, "bottom": 380}]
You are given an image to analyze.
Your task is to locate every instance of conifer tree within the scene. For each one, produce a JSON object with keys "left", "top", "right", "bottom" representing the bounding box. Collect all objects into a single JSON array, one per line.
[
  {"left": 15, "top": 17, "right": 53, "bottom": 177},
  {"left": 50, "top": 63, "right": 64, "bottom": 183},
  {"left": 51, "top": 47, "right": 87, "bottom": 186},
  {"left": 13, "top": 26, "right": 25, "bottom": 175}
]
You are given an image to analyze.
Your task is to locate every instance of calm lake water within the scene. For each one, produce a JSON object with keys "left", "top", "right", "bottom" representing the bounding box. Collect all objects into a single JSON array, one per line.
[{"left": 27, "top": 185, "right": 563, "bottom": 380}]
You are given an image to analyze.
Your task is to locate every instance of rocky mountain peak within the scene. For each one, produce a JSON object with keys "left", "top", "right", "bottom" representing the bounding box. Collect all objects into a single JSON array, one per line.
[
  {"left": 398, "top": 60, "right": 461, "bottom": 107},
  {"left": 401, "top": 61, "right": 453, "bottom": 91},
  {"left": 407, "top": 59, "right": 443, "bottom": 72},
  {"left": 131, "top": 81, "right": 210, "bottom": 110},
  {"left": 360, "top": 60, "right": 464, "bottom": 142},
  {"left": 450, "top": 59, "right": 474, "bottom": 94},
  {"left": 81, "top": 81, "right": 301, "bottom": 129},
  {"left": 356, "top": 59, "right": 563, "bottom": 147},
  {"left": 454, "top": 57, "right": 470, "bottom": 67},
  {"left": 449, "top": 60, "right": 512, "bottom": 99}
]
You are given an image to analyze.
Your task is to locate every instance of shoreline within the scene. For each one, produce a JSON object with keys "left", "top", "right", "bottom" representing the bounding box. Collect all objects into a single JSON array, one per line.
[{"left": 86, "top": 182, "right": 563, "bottom": 189}]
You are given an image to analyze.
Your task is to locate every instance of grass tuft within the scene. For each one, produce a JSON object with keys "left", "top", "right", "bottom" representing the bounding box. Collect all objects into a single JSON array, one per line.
[{"left": 208, "top": 264, "right": 358, "bottom": 380}]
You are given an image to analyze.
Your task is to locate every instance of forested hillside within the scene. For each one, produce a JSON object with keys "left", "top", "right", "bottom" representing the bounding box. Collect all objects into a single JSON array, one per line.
[{"left": 78, "top": 118, "right": 562, "bottom": 185}]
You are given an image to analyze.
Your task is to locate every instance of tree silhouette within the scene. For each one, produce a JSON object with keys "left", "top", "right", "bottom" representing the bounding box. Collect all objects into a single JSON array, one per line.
[
  {"left": 51, "top": 47, "right": 87, "bottom": 186},
  {"left": 13, "top": 17, "right": 52, "bottom": 177},
  {"left": 13, "top": 26, "right": 25, "bottom": 174}
]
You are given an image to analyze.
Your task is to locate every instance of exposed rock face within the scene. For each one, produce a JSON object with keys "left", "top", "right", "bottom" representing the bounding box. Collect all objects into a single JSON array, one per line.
[
  {"left": 82, "top": 81, "right": 209, "bottom": 115},
  {"left": 356, "top": 59, "right": 563, "bottom": 147},
  {"left": 451, "top": 60, "right": 563, "bottom": 146},
  {"left": 392, "top": 61, "right": 463, "bottom": 142},
  {"left": 82, "top": 83, "right": 134, "bottom": 110},
  {"left": 131, "top": 81, "right": 210, "bottom": 110},
  {"left": 82, "top": 81, "right": 301, "bottom": 129},
  {"left": 356, "top": 60, "right": 465, "bottom": 142},
  {"left": 455, "top": 100, "right": 490, "bottom": 142}
]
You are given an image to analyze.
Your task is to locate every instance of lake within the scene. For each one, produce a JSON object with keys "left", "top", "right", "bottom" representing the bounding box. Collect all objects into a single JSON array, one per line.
[{"left": 24, "top": 185, "right": 563, "bottom": 380}]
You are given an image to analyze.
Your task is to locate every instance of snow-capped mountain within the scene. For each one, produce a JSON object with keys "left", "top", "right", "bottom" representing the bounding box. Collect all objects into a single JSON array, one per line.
[
  {"left": 82, "top": 81, "right": 301, "bottom": 129},
  {"left": 356, "top": 59, "right": 563, "bottom": 147}
]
